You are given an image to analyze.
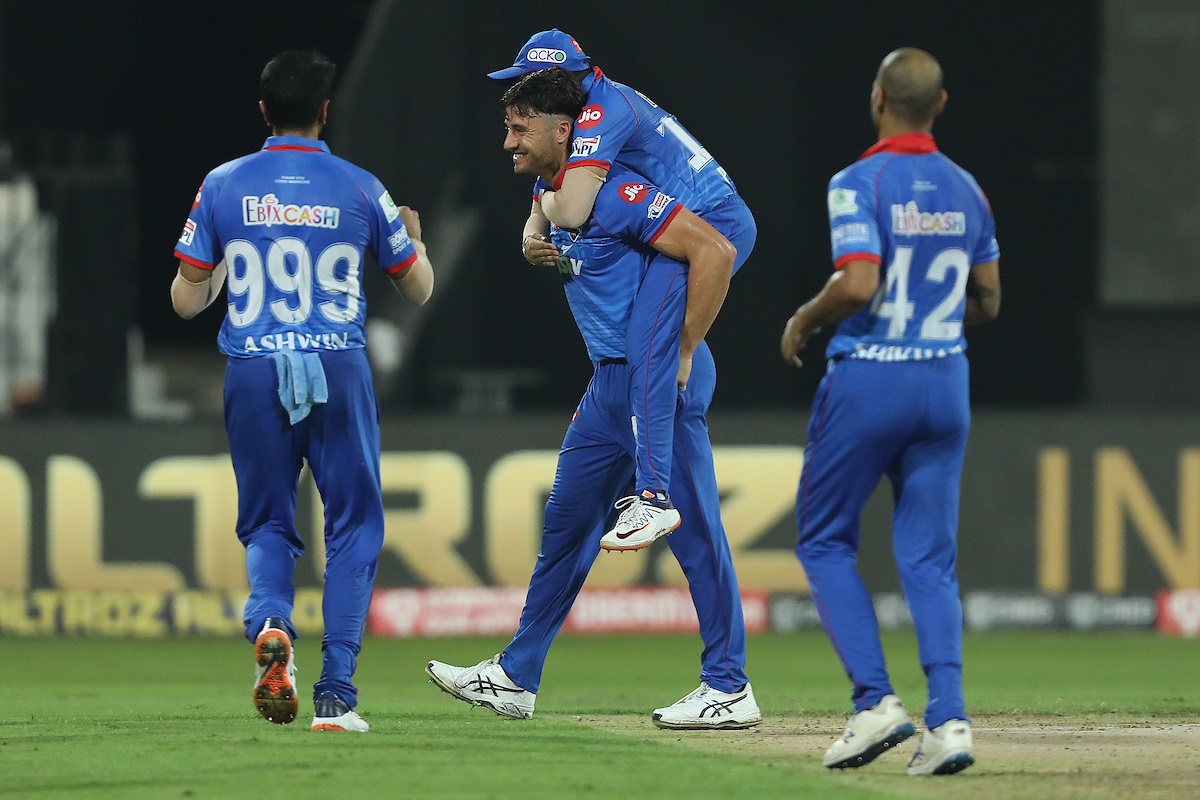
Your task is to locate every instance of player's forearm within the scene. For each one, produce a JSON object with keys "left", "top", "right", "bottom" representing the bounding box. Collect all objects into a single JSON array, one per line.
[
  {"left": 963, "top": 272, "right": 1001, "bottom": 326},
  {"left": 680, "top": 249, "right": 734, "bottom": 357},
  {"left": 791, "top": 270, "right": 874, "bottom": 333},
  {"left": 540, "top": 168, "right": 604, "bottom": 229},
  {"left": 393, "top": 243, "right": 434, "bottom": 306},
  {"left": 171, "top": 262, "right": 224, "bottom": 319}
]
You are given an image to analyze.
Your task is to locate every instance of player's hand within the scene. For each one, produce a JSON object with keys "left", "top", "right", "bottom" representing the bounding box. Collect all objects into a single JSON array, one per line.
[
  {"left": 780, "top": 314, "right": 819, "bottom": 368},
  {"left": 399, "top": 206, "right": 423, "bottom": 241},
  {"left": 522, "top": 233, "right": 560, "bottom": 267},
  {"left": 677, "top": 354, "right": 693, "bottom": 391}
]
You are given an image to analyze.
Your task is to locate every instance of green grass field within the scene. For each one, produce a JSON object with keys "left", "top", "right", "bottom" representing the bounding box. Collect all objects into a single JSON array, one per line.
[{"left": 0, "top": 631, "right": 1196, "bottom": 799}]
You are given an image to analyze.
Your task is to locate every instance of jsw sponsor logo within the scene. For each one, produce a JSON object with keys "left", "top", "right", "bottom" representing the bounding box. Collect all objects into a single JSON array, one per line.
[
  {"left": 243, "top": 194, "right": 340, "bottom": 229},
  {"left": 556, "top": 256, "right": 583, "bottom": 277},
  {"left": 890, "top": 201, "right": 965, "bottom": 236}
]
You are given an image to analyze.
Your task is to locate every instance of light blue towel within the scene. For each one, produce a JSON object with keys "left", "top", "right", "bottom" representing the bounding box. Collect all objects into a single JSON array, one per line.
[{"left": 271, "top": 350, "right": 329, "bottom": 425}]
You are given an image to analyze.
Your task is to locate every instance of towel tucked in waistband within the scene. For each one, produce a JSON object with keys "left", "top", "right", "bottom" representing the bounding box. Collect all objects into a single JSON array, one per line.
[{"left": 270, "top": 350, "right": 329, "bottom": 425}]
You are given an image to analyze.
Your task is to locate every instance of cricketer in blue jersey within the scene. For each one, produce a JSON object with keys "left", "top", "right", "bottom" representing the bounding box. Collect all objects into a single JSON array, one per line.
[
  {"left": 780, "top": 49, "right": 1001, "bottom": 776},
  {"left": 490, "top": 30, "right": 757, "bottom": 545},
  {"left": 171, "top": 51, "right": 434, "bottom": 733},
  {"left": 427, "top": 67, "right": 759, "bottom": 730}
]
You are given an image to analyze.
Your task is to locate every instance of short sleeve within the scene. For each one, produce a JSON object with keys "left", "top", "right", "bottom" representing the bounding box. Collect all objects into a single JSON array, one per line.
[
  {"left": 366, "top": 177, "right": 419, "bottom": 275},
  {"left": 566, "top": 91, "right": 637, "bottom": 172},
  {"left": 972, "top": 188, "right": 1001, "bottom": 266},
  {"left": 592, "top": 175, "right": 682, "bottom": 247},
  {"left": 827, "top": 168, "right": 882, "bottom": 269},
  {"left": 174, "top": 178, "right": 221, "bottom": 269}
]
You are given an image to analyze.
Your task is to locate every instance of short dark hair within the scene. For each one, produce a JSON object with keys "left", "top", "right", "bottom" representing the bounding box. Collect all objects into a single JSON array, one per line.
[
  {"left": 500, "top": 67, "right": 586, "bottom": 121},
  {"left": 260, "top": 51, "right": 336, "bottom": 130}
]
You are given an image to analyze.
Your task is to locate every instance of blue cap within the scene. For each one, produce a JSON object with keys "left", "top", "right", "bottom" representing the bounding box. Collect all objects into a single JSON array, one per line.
[{"left": 487, "top": 29, "right": 591, "bottom": 81}]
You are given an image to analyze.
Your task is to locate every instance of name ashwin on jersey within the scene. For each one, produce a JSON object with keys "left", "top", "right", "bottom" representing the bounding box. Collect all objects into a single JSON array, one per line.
[
  {"left": 242, "top": 194, "right": 341, "bottom": 229},
  {"left": 241, "top": 331, "right": 351, "bottom": 352}
]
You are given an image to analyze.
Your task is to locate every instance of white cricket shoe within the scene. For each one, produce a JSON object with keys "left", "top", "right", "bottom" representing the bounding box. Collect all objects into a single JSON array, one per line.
[
  {"left": 425, "top": 654, "right": 536, "bottom": 720},
  {"left": 252, "top": 618, "right": 298, "bottom": 725},
  {"left": 600, "top": 495, "right": 681, "bottom": 551},
  {"left": 652, "top": 682, "right": 763, "bottom": 730},
  {"left": 311, "top": 693, "right": 369, "bottom": 733},
  {"left": 823, "top": 694, "right": 916, "bottom": 769},
  {"left": 907, "top": 719, "right": 975, "bottom": 775}
]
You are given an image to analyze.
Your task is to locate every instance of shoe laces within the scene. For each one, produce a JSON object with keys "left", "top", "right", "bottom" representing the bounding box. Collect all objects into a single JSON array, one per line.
[
  {"left": 675, "top": 682, "right": 712, "bottom": 704},
  {"left": 613, "top": 495, "right": 658, "bottom": 527}
]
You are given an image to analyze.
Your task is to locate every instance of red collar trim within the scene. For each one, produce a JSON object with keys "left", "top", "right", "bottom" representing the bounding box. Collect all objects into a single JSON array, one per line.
[
  {"left": 265, "top": 144, "right": 325, "bottom": 152},
  {"left": 860, "top": 132, "right": 937, "bottom": 160}
]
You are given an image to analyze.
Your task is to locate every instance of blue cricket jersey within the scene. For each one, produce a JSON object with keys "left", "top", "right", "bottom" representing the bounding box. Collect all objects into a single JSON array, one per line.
[
  {"left": 824, "top": 132, "right": 1000, "bottom": 362},
  {"left": 174, "top": 135, "right": 419, "bottom": 358},
  {"left": 566, "top": 68, "right": 737, "bottom": 216},
  {"left": 533, "top": 166, "right": 683, "bottom": 363}
]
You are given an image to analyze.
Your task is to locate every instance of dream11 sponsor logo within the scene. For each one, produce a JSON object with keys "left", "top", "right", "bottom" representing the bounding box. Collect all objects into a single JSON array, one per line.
[
  {"left": 525, "top": 47, "right": 567, "bottom": 65},
  {"left": 242, "top": 194, "right": 340, "bottom": 229},
  {"left": 576, "top": 105, "right": 604, "bottom": 130}
]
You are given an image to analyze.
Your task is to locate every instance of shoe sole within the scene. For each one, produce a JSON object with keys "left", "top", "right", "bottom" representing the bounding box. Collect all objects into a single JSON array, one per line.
[
  {"left": 826, "top": 722, "right": 916, "bottom": 769},
  {"left": 253, "top": 630, "right": 297, "bottom": 725},
  {"left": 909, "top": 752, "right": 975, "bottom": 776},
  {"left": 311, "top": 723, "right": 368, "bottom": 733},
  {"left": 600, "top": 516, "right": 682, "bottom": 552},
  {"left": 652, "top": 714, "right": 763, "bottom": 730},
  {"left": 424, "top": 662, "right": 530, "bottom": 720}
]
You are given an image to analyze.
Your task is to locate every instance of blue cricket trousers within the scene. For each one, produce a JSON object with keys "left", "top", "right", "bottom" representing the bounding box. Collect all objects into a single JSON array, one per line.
[
  {"left": 499, "top": 340, "right": 749, "bottom": 695},
  {"left": 795, "top": 355, "right": 970, "bottom": 729},
  {"left": 627, "top": 195, "right": 756, "bottom": 499},
  {"left": 225, "top": 347, "right": 384, "bottom": 709}
]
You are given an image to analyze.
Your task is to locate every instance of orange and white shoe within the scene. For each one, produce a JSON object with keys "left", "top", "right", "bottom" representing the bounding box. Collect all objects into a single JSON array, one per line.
[
  {"left": 311, "top": 693, "right": 369, "bottom": 732},
  {"left": 252, "top": 618, "right": 298, "bottom": 725}
]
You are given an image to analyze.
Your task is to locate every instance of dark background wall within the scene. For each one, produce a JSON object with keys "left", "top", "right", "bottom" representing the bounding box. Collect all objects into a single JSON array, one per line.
[{"left": 0, "top": 0, "right": 1098, "bottom": 412}]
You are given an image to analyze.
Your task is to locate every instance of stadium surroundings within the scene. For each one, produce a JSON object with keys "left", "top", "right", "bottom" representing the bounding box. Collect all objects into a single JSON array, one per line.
[{"left": 0, "top": 2, "right": 1196, "bottom": 798}]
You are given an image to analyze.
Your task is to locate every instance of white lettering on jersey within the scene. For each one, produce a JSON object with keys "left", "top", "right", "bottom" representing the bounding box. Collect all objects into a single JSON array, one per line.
[
  {"left": 634, "top": 89, "right": 659, "bottom": 108},
  {"left": 647, "top": 192, "right": 673, "bottom": 220},
  {"left": 179, "top": 219, "right": 196, "bottom": 246},
  {"left": 526, "top": 47, "right": 567, "bottom": 64},
  {"left": 242, "top": 331, "right": 351, "bottom": 352},
  {"left": 828, "top": 188, "right": 858, "bottom": 218},
  {"left": 571, "top": 135, "right": 601, "bottom": 158},
  {"left": 242, "top": 194, "right": 340, "bottom": 229},
  {"left": 378, "top": 191, "right": 401, "bottom": 223},
  {"left": 831, "top": 222, "right": 871, "bottom": 247},
  {"left": 891, "top": 201, "right": 966, "bottom": 236},
  {"left": 388, "top": 229, "right": 411, "bottom": 255}
]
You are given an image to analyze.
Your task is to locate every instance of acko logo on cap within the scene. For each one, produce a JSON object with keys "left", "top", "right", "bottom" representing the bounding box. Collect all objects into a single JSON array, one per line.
[
  {"left": 576, "top": 105, "right": 604, "bottom": 130},
  {"left": 526, "top": 48, "right": 567, "bottom": 64}
]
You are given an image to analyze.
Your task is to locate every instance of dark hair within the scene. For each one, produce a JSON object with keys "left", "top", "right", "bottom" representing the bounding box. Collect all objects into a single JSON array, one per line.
[
  {"left": 500, "top": 67, "right": 586, "bottom": 120},
  {"left": 260, "top": 51, "right": 336, "bottom": 130}
]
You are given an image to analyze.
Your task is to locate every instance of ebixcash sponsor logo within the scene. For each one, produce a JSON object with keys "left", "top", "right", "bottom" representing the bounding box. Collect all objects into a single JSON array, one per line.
[
  {"left": 242, "top": 194, "right": 340, "bottom": 229},
  {"left": 891, "top": 200, "right": 965, "bottom": 235}
]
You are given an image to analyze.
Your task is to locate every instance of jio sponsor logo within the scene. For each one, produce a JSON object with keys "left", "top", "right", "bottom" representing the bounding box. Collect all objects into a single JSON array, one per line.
[
  {"left": 526, "top": 47, "right": 567, "bottom": 64},
  {"left": 619, "top": 182, "right": 648, "bottom": 204},
  {"left": 576, "top": 105, "right": 604, "bottom": 130}
]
